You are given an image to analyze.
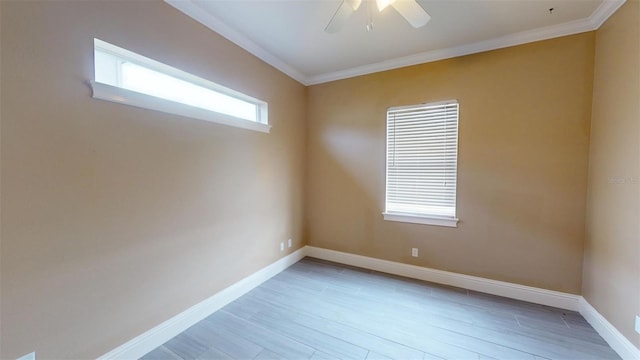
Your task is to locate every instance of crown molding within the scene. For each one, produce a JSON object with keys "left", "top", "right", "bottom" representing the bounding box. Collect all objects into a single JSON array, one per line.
[
  {"left": 589, "top": 0, "right": 627, "bottom": 28},
  {"left": 307, "top": 0, "right": 626, "bottom": 85},
  {"left": 165, "top": 0, "right": 308, "bottom": 85},
  {"left": 306, "top": 16, "right": 596, "bottom": 84},
  {"left": 165, "top": 0, "right": 625, "bottom": 86}
]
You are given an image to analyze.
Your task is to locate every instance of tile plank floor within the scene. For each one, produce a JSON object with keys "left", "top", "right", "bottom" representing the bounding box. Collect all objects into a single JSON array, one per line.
[{"left": 141, "top": 258, "right": 619, "bottom": 360}]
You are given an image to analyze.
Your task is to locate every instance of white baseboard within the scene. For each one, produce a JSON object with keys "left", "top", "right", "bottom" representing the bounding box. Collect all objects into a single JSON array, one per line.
[
  {"left": 579, "top": 297, "right": 640, "bottom": 360},
  {"left": 100, "top": 245, "right": 638, "bottom": 360},
  {"left": 305, "top": 246, "right": 581, "bottom": 311},
  {"left": 306, "top": 247, "right": 640, "bottom": 360},
  {"left": 98, "top": 247, "right": 307, "bottom": 359}
]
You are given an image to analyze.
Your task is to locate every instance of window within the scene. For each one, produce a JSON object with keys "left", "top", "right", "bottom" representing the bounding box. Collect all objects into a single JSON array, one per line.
[
  {"left": 384, "top": 100, "right": 459, "bottom": 227},
  {"left": 90, "top": 39, "right": 269, "bottom": 133}
]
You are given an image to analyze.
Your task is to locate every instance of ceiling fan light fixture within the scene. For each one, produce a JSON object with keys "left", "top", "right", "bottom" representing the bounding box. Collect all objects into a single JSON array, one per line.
[
  {"left": 325, "top": 0, "right": 429, "bottom": 34},
  {"left": 376, "top": 0, "right": 396, "bottom": 12}
]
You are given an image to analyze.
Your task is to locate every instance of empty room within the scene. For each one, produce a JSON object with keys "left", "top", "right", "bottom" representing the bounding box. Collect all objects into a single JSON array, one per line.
[{"left": 1, "top": 0, "right": 639, "bottom": 359}]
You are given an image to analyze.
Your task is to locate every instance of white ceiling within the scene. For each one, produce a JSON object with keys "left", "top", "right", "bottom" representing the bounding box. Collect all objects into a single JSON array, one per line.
[{"left": 166, "top": 0, "right": 624, "bottom": 85}]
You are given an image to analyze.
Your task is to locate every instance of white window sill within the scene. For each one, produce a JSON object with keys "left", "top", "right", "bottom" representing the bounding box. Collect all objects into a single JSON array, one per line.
[
  {"left": 89, "top": 81, "right": 271, "bottom": 134},
  {"left": 382, "top": 212, "right": 459, "bottom": 227}
]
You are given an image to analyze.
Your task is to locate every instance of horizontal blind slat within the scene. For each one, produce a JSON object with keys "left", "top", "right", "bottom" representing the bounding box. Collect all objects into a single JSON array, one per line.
[{"left": 386, "top": 101, "right": 459, "bottom": 218}]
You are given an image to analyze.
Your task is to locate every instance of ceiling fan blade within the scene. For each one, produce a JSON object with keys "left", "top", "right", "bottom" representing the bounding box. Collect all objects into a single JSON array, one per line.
[
  {"left": 391, "top": 0, "right": 431, "bottom": 28},
  {"left": 325, "top": 0, "right": 362, "bottom": 33}
]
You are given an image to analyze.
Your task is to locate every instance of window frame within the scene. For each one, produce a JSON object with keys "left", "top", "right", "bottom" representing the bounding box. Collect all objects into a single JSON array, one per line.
[
  {"left": 382, "top": 100, "right": 460, "bottom": 228},
  {"left": 90, "top": 39, "right": 270, "bottom": 133}
]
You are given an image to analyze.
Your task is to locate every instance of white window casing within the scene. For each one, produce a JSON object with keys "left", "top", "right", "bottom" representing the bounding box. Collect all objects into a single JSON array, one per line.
[
  {"left": 90, "top": 39, "right": 270, "bottom": 133},
  {"left": 384, "top": 100, "right": 460, "bottom": 227}
]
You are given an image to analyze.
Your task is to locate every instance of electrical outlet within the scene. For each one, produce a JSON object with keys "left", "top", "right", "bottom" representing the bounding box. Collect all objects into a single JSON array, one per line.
[
  {"left": 411, "top": 248, "right": 418, "bottom": 257},
  {"left": 280, "top": 242, "right": 284, "bottom": 251},
  {"left": 288, "top": 239, "right": 292, "bottom": 248},
  {"left": 635, "top": 315, "right": 640, "bottom": 335},
  {"left": 17, "top": 352, "right": 35, "bottom": 360}
]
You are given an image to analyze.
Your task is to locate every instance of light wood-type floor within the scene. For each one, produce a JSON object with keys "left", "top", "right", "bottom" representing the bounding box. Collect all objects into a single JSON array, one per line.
[{"left": 141, "top": 258, "right": 619, "bottom": 360}]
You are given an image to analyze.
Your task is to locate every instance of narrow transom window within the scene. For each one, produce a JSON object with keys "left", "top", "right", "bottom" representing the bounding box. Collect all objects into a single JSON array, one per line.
[
  {"left": 384, "top": 100, "right": 459, "bottom": 227},
  {"left": 90, "top": 39, "right": 269, "bottom": 133}
]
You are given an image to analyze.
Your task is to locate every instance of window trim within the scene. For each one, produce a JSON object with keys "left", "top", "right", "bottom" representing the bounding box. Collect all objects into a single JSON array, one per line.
[
  {"left": 382, "top": 212, "right": 459, "bottom": 227},
  {"left": 383, "top": 100, "right": 460, "bottom": 228},
  {"left": 90, "top": 39, "right": 270, "bottom": 133}
]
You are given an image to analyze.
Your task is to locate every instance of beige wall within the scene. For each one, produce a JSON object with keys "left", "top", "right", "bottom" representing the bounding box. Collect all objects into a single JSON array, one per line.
[
  {"left": 1, "top": 0, "right": 637, "bottom": 357},
  {"left": 0, "top": 1, "right": 306, "bottom": 358},
  {"left": 583, "top": 0, "right": 640, "bottom": 348},
  {"left": 306, "top": 33, "right": 595, "bottom": 294}
]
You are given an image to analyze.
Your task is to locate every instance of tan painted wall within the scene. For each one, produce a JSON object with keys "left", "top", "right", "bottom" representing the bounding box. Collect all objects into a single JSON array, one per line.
[
  {"left": 2, "top": 0, "right": 636, "bottom": 357},
  {"left": 583, "top": 0, "right": 640, "bottom": 348},
  {"left": 306, "top": 33, "right": 595, "bottom": 294},
  {"left": 0, "top": 1, "right": 306, "bottom": 358}
]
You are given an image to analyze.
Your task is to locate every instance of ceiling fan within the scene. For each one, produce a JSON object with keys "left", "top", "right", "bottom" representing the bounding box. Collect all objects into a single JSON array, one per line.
[{"left": 325, "top": 0, "right": 431, "bottom": 33}]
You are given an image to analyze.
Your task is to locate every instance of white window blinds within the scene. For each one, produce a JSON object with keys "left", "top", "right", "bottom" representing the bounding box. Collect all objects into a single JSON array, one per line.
[{"left": 385, "top": 101, "right": 459, "bottom": 224}]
